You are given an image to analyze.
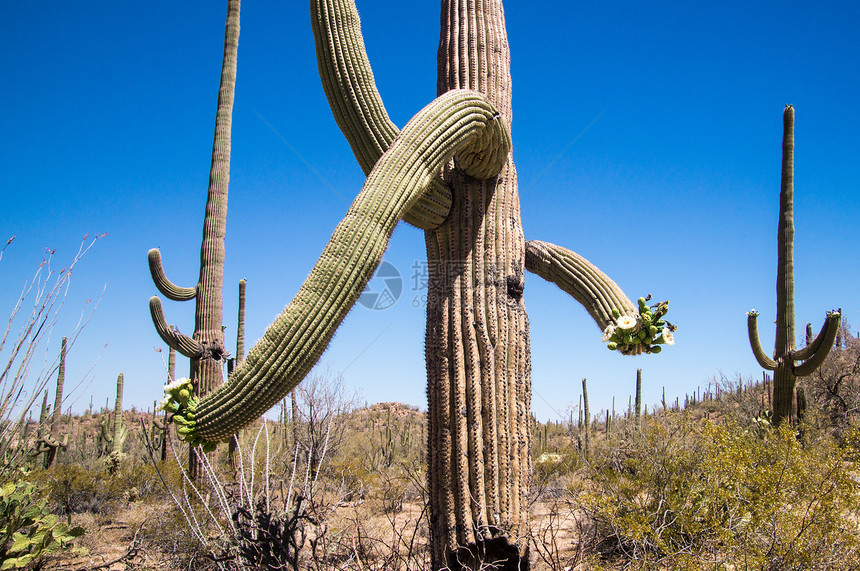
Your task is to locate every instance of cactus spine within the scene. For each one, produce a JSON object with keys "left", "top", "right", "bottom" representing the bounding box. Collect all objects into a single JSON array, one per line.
[{"left": 747, "top": 106, "right": 840, "bottom": 425}]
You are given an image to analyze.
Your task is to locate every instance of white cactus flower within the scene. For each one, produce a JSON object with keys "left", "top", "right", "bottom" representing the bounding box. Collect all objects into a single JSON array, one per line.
[
  {"left": 661, "top": 327, "right": 675, "bottom": 346},
  {"left": 616, "top": 315, "right": 637, "bottom": 331},
  {"left": 602, "top": 325, "right": 616, "bottom": 342}
]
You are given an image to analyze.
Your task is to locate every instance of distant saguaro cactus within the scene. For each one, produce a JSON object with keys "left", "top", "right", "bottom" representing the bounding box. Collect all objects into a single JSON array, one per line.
[
  {"left": 582, "top": 378, "right": 591, "bottom": 458},
  {"left": 155, "top": 1, "right": 669, "bottom": 567},
  {"left": 38, "top": 338, "right": 69, "bottom": 468},
  {"left": 147, "top": 0, "right": 240, "bottom": 480},
  {"left": 99, "top": 373, "right": 127, "bottom": 471},
  {"left": 635, "top": 369, "right": 643, "bottom": 433},
  {"left": 747, "top": 106, "right": 840, "bottom": 425}
]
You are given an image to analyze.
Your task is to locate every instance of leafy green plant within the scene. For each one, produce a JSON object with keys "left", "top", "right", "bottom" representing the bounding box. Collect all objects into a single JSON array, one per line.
[{"left": 0, "top": 471, "right": 85, "bottom": 569}]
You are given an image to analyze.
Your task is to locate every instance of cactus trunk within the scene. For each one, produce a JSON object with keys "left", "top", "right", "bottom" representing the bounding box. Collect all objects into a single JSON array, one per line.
[{"left": 422, "top": 2, "right": 531, "bottom": 567}]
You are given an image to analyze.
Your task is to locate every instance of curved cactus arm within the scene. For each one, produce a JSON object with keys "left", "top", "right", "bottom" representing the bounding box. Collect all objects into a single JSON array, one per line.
[
  {"left": 792, "top": 311, "right": 840, "bottom": 362},
  {"left": 173, "top": 90, "right": 509, "bottom": 443},
  {"left": 525, "top": 240, "right": 637, "bottom": 331},
  {"left": 148, "top": 249, "right": 198, "bottom": 301},
  {"left": 311, "top": 0, "right": 452, "bottom": 229},
  {"left": 794, "top": 311, "right": 841, "bottom": 376},
  {"left": 524, "top": 240, "right": 672, "bottom": 355},
  {"left": 40, "top": 433, "right": 69, "bottom": 449},
  {"left": 747, "top": 311, "right": 778, "bottom": 370},
  {"left": 149, "top": 297, "right": 203, "bottom": 358}
]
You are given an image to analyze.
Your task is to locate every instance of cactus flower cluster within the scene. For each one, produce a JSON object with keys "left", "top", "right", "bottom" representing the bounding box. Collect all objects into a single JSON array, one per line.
[
  {"left": 603, "top": 297, "right": 674, "bottom": 355},
  {"left": 157, "top": 378, "right": 216, "bottom": 452}
]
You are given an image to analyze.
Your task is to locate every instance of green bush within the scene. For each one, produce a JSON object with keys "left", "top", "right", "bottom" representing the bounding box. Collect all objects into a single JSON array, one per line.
[{"left": 584, "top": 413, "right": 860, "bottom": 570}]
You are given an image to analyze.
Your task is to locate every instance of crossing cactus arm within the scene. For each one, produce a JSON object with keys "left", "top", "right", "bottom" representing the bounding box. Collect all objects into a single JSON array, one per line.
[
  {"left": 310, "top": 0, "right": 452, "bottom": 229},
  {"left": 149, "top": 297, "right": 202, "bottom": 358},
  {"left": 170, "top": 89, "right": 510, "bottom": 443},
  {"left": 147, "top": 249, "right": 197, "bottom": 301}
]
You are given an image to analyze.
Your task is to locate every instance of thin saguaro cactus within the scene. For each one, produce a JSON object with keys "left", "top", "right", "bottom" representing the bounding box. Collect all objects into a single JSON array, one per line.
[
  {"left": 155, "top": 1, "right": 669, "bottom": 567},
  {"left": 635, "top": 369, "right": 643, "bottom": 433},
  {"left": 147, "top": 0, "right": 240, "bottom": 479},
  {"left": 747, "top": 106, "right": 840, "bottom": 425},
  {"left": 38, "top": 337, "right": 69, "bottom": 469}
]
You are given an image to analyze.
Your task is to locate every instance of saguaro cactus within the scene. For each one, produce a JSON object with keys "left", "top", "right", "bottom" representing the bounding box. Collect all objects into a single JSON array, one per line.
[
  {"left": 38, "top": 337, "right": 69, "bottom": 469},
  {"left": 155, "top": 1, "right": 669, "bottom": 567},
  {"left": 635, "top": 369, "right": 643, "bottom": 433},
  {"left": 747, "top": 106, "right": 840, "bottom": 425},
  {"left": 147, "top": 0, "right": 240, "bottom": 479}
]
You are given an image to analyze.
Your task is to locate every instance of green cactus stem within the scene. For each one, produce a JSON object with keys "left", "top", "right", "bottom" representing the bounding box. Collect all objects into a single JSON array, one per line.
[{"left": 746, "top": 106, "right": 841, "bottom": 425}]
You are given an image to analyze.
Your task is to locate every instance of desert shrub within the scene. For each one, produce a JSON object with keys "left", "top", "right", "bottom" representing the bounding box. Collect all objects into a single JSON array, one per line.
[
  {"left": 584, "top": 412, "right": 860, "bottom": 569},
  {"left": 31, "top": 461, "right": 183, "bottom": 518},
  {"left": 0, "top": 469, "right": 85, "bottom": 569}
]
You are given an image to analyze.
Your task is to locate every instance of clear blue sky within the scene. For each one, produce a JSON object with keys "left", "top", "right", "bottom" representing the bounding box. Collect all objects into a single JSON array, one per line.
[{"left": 2, "top": 1, "right": 858, "bottom": 422}]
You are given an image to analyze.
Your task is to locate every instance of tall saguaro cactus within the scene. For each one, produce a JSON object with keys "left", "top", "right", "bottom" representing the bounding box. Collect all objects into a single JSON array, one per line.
[
  {"left": 147, "top": 0, "right": 240, "bottom": 479},
  {"left": 156, "top": 1, "right": 668, "bottom": 568},
  {"left": 747, "top": 105, "right": 840, "bottom": 426},
  {"left": 38, "top": 337, "right": 69, "bottom": 469}
]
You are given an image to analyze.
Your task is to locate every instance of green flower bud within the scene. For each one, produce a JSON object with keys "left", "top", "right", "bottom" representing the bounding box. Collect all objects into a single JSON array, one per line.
[
  {"left": 612, "top": 308, "right": 621, "bottom": 319},
  {"left": 638, "top": 330, "right": 647, "bottom": 341},
  {"left": 641, "top": 313, "right": 652, "bottom": 328},
  {"left": 650, "top": 345, "right": 662, "bottom": 354},
  {"left": 607, "top": 342, "right": 618, "bottom": 351},
  {"left": 202, "top": 442, "right": 217, "bottom": 453},
  {"left": 178, "top": 388, "right": 190, "bottom": 401},
  {"left": 649, "top": 325, "right": 658, "bottom": 338}
]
